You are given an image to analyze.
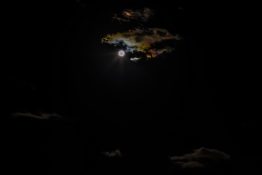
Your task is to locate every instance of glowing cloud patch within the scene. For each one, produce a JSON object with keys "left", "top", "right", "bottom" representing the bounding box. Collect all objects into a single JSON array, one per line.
[
  {"left": 102, "top": 28, "right": 181, "bottom": 59},
  {"left": 130, "top": 57, "right": 141, "bottom": 62}
]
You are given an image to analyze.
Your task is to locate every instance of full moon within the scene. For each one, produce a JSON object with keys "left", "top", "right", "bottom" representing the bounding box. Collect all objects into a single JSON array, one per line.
[{"left": 118, "top": 50, "right": 125, "bottom": 57}]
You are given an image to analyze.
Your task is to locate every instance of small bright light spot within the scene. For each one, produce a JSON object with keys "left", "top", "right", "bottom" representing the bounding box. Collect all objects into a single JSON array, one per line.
[{"left": 118, "top": 50, "right": 125, "bottom": 57}]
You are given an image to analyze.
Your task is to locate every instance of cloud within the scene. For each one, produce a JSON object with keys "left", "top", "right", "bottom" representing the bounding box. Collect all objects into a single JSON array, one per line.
[
  {"left": 102, "top": 28, "right": 181, "bottom": 59},
  {"left": 102, "top": 149, "right": 122, "bottom": 158},
  {"left": 178, "top": 161, "right": 205, "bottom": 169},
  {"left": 11, "top": 112, "right": 62, "bottom": 120},
  {"left": 170, "top": 147, "right": 230, "bottom": 169},
  {"left": 113, "top": 8, "right": 154, "bottom": 23},
  {"left": 130, "top": 57, "right": 142, "bottom": 62},
  {"left": 102, "top": 7, "right": 182, "bottom": 61}
]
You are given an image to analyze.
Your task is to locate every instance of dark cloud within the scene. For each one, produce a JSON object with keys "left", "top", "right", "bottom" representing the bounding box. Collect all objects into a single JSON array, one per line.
[
  {"left": 102, "top": 149, "right": 122, "bottom": 158},
  {"left": 11, "top": 112, "right": 62, "bottom": 120},
  {"left": 113, "top": 8, "right": 154, "bottom": 23},
  {"left": 170, "top": 147, "right": 230, "bottom": 169},
  {"left": 177, "top": 161, "right": 205, "bottom": 169}
]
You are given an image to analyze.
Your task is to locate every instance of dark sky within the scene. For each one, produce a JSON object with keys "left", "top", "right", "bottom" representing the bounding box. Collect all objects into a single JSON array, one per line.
[
  {"left": 5, "top": 0, "right": 254, "bottom": 124},
  {"left": 3, "top": 1, "right": 261, "bottom": 174},
  {"left": 5, "top": 0, "right": 234, "bottom": 118}
]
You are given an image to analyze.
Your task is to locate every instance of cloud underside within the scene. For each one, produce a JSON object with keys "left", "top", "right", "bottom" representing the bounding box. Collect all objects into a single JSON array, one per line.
[{"left": 102, "top": 28, "right": 181, "bottom": 59}]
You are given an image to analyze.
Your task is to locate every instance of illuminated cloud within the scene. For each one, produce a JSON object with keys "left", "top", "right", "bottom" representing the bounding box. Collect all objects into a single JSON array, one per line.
[
  {"left": 113, "top": 8, "right": 154, "bottom": 23},
  {"left": 102, "top": 28, "right": 181, "bottom": 59},
  {"left": 170, "top": 147, "right": 230, "bottom": 169},
  {"left": 102, "top": 7, "right": 182, "bottom": 61}
]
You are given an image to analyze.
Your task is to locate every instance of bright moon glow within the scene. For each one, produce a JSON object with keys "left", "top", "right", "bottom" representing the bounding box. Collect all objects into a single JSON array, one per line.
[{"left": 118, "top": 50, "right": 125, "bottom": 57}]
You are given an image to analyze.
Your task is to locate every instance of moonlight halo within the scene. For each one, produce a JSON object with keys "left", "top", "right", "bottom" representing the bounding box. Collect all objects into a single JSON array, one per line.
[{"left": 118, "top": 50, "right": 126, "bottom": 57}]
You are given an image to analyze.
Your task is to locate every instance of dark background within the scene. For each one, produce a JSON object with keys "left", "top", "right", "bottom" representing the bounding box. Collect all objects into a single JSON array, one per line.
[{"left": 3, "top": 0, "right": 260, "bottom": 174}]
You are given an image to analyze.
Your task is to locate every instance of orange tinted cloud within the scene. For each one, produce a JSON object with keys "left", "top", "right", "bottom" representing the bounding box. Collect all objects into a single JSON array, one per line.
[{"left": 102, "top": 28, "right": 181, "bottom": 59}]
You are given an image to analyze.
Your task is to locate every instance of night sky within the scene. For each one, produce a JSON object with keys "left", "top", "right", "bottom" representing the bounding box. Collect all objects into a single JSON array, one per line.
[{"left": 3, "top": 0, "right": 261, "bottom": 175}]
